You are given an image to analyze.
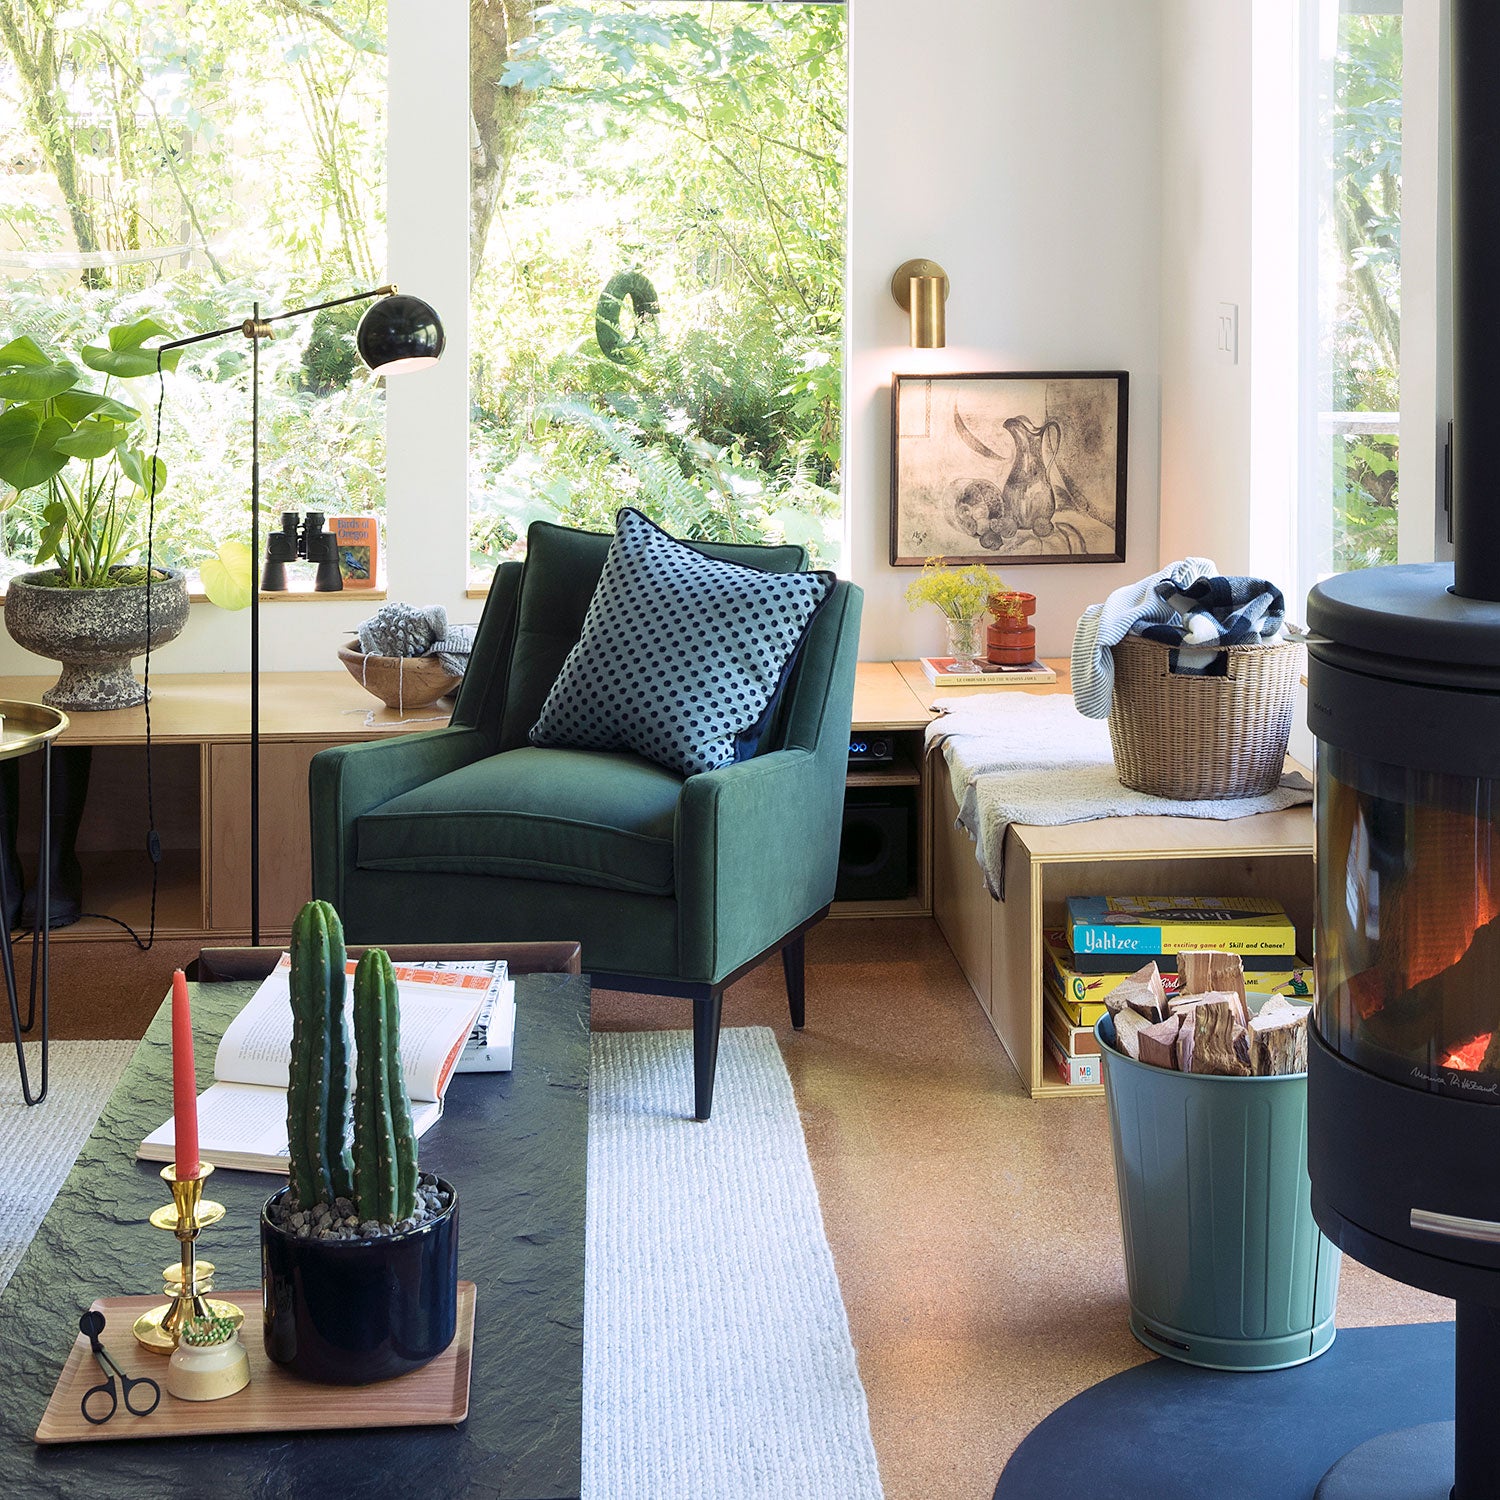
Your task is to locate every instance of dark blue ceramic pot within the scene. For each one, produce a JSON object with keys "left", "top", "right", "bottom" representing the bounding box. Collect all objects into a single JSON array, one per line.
[{"left": 260, "top": 1180, "right": 459, "bottom": 1385}]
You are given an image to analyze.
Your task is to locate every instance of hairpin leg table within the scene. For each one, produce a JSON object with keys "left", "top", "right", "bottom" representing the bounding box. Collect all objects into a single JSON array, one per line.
[{"left": 0, "top": 700, "right": 69, "bottom": 1105}]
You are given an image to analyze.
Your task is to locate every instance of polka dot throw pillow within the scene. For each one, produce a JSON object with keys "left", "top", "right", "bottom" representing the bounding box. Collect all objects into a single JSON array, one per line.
[{"left": 529, "top": 508, "right": 835, "bottom": 778}]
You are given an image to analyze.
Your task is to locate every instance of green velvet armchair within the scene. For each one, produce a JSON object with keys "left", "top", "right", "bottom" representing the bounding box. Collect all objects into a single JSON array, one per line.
[{"left": 309, "top": 520, "right": 863, "bottom": 1119}]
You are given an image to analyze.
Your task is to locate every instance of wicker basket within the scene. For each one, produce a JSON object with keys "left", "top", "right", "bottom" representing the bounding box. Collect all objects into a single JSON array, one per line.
[{"left": 1107, "top": 634, "right": 1304, "bottom": 800}]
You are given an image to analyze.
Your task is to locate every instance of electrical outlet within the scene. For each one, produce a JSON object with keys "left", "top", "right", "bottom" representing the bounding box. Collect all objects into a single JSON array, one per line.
[{"left": 1216, "top": 302, "right": 1239, "bottom": 365}]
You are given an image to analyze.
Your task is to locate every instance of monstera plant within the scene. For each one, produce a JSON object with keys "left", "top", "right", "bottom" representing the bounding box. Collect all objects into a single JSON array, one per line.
[
  {"left": 0, "top": 318, "right": 252, "bottom": 708},
  {"left": 0, "top": 318, "right": 251, "bottom": 598}
]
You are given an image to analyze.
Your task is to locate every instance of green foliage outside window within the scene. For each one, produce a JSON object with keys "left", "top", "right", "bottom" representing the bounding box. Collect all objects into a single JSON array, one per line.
[
  {"left": 1325, "top": 14, "right": 1402, "bottom": 573},
  {"left": 468, "top": 1, "right": 846, "bottom": 579},
  {"left": 0, "top": 0, "right": 388, "bottom": 585},
  {"left": 2, "top": 1, "right": 844, "bottom": 591}
]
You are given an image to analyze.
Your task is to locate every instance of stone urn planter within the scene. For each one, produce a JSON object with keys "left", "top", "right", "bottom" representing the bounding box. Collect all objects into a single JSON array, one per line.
[{"left": 3, "top": 567, "right": 190, "bottom": 711}]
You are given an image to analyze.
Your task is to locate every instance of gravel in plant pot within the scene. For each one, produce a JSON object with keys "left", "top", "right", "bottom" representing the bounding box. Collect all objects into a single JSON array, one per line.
[
  {"left": 261, "top": 899, "right": 460, "bottom": 1385},
  {"left": 0, "top": 320, "right": 252, "bottom": 709}
]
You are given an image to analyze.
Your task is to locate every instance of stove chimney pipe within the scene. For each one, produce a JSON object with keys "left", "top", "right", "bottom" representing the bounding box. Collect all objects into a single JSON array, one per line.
[{"left": 1452, "top": 0, "right": 1500, "bottom": 601}]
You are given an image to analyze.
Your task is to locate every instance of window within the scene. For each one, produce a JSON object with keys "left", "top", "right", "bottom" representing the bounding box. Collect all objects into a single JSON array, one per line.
[
  {"left": 1299, "top": 0, "right": 1403, "bottom": 608},
  {"left": 0, "top": 0, "right": 387, "bottom": 583},
  {"left": 467, "top": 0, "right": 846, "bottom": 585}
]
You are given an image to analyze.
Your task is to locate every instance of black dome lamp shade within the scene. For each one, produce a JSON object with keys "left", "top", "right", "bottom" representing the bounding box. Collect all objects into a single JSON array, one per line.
[{"left": 356, "top": 292, "right": 445, "bottom": 374}]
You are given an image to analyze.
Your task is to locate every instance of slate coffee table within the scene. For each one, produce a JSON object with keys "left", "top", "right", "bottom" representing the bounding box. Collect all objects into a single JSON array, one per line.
[{"left": 0, "top": 942, "right": 589, "bottom": 1500}]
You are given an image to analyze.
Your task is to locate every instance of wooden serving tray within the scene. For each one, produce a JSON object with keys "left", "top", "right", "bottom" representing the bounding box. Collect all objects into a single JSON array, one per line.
[{"left": 35, "top": 1282, "right": 476, "bottom": 1444}]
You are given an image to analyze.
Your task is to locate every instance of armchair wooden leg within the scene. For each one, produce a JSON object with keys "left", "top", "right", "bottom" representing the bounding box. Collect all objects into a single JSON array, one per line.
[
  {"left": 782, "top": 932, "right": 806, "bottom": 1030},
  {"left": 693, "top": 991, "right": 724, "bottom": 1121}
]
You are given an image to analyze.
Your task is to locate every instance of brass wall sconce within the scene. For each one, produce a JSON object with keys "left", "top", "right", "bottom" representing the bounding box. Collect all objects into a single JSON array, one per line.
[{"left": 890, "top": 258, "right": 949, "bottom": 348}]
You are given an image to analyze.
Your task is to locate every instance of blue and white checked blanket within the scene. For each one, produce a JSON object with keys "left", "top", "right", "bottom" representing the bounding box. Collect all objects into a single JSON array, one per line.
[{"left": 1072, "top": 563, "right": 1287, "bottom": 719}]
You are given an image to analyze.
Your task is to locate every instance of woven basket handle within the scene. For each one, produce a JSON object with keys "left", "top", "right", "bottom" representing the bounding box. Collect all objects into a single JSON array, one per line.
[{"left": 1160, "top": 643, "right": 1233, "bottom": 678}]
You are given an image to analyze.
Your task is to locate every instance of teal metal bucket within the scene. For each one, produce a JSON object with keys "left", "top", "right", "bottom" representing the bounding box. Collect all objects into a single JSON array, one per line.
[{"left": 1097, "top": 1015, "right": 1340, "bottom": 1372}]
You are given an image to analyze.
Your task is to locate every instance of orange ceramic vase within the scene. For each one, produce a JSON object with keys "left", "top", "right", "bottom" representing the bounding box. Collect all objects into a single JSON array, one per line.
[{"left": 986, "top": 591, "right": 1037, "bottom": 665}]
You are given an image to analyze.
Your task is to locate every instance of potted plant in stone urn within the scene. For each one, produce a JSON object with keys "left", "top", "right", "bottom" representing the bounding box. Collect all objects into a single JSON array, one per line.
[
  {"left": 0, "top": 320, "right": 249, "bottom": 709},
  {"left": 986, "top": 585, "right": 1038, "bottom": 665},
  {"left": 904, "top": 557, "right": 1004, "bottom": 671},
  {"left": 261, "top": 899, "right": 460, "bottom": 1384}
]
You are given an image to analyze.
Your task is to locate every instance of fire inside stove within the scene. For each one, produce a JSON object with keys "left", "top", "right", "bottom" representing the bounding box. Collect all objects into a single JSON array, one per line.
[
  {"left": 1318, "top": 744, "right": 1500, "bottom": 1096},
  {"left": 1443, "top": 1034, "right": 1494, "bottom": 1073}
]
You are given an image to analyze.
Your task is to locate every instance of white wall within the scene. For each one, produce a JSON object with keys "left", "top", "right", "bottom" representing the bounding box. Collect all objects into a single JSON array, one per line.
[
  {"left": 848, "top": 0, "right": 1164, "bottom": 661},
  {"left": 1157, "top": 0, "right": 1255, "bottom": 577}
]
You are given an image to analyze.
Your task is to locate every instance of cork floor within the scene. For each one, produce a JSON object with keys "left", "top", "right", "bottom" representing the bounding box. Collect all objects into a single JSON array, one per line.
[
  {"left": 597, "top": 918, "right": 1452, "bottom": 1500},
  {"left": 19, "top": 917, "right": 1452, "bottom": 1499}
]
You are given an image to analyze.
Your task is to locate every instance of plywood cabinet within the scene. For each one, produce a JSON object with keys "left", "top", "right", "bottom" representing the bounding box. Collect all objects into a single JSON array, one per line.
[
  {"left": 205, "top": 742, "right": 327, "bottom": 933},
  {"left": 830, "top": 662, "right": 940, "bottom": 918},
  {"left": 932, "top": 773, "right": 1315, "bottom": 1098},
  {"left": 0, "top": 672, "right": 438, "bottom": 943}
]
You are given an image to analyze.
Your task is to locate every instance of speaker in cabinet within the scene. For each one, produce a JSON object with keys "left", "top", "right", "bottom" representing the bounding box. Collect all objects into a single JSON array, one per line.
[{"left": 835, "top": 792, "right": 911, "bottom": 903}]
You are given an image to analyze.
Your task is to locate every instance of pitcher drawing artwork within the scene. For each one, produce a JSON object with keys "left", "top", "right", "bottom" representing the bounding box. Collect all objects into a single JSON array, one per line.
[{"left": 890, "top": 372, "right": 1128, "bottom": 565}]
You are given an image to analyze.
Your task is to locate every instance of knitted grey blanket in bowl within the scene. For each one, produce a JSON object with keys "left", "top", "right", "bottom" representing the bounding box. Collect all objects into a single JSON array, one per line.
[{"left": 925, "top": 694, "right": 1313, "bottom": 897}]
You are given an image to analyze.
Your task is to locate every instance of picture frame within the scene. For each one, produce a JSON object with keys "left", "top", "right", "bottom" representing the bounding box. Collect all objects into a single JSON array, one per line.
[{"left": 889, "top": 370, "right": 1129, "bottom": 566}]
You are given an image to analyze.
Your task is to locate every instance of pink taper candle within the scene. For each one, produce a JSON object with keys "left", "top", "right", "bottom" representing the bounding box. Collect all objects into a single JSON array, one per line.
[{"left": 170, "top": 968, "right": 200, "bottom": 1178}]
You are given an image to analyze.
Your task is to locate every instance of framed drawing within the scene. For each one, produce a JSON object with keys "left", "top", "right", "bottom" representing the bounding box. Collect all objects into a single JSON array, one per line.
[{"left": 889, "top": 370, "right": 1129, "bottom": 566}]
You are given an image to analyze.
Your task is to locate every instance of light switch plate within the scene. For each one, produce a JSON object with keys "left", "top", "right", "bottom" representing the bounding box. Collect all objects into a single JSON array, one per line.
[{"left": 1216, "top": 302, "right": 1239, "bottom": 365}]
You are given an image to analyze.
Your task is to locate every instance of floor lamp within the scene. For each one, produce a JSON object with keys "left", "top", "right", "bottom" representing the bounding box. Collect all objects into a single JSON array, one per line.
[{"left": 154, "top": 286, "right": 445, "bottom": 946}]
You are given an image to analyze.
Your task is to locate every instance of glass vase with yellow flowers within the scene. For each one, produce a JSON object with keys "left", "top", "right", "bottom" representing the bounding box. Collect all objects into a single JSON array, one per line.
[{"left": 904, "top": 557, "right": 1005, "bottom": 671}]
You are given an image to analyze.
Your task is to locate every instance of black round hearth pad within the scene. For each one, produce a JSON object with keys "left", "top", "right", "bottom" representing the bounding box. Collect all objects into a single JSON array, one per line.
[
  {"left": 994, "top": 1323, "right": 1454, "bottom": 1500},
  {"left": 1314, "top": 1421, "right": 1453, "bottom": 1500}
]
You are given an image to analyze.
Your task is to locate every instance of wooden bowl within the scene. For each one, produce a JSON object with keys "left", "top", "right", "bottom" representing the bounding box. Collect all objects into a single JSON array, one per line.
[{"left": 338, "top": 642, "right": 461, "bottom": 710}]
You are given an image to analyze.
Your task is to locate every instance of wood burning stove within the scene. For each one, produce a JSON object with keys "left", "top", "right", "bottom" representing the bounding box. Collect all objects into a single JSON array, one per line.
[
  {"left": 1306, "top": 7, "right": 1500, "bottom": 1494},
  {"left": 1307, "top": 575, "right": 1500, "bottom": 1498}
]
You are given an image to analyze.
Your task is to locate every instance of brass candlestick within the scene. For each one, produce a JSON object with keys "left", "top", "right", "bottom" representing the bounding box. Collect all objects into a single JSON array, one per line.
[{"left": 133, "top": 1162, "right": 245, "bottom": 1354}]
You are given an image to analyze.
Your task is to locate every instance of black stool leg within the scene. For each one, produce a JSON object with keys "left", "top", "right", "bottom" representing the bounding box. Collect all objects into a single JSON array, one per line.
[
  {"left": 7, "top": 740, "right": 50, "bottom": 1104},
  {"left": 693, "top": 991, "right": 723, "bottom": 1122},
  {"left": 21, "top": 743, "right": 89, "bottom": 930},
  {"left": 0, "top": 765, "right": 19, "bottom": 1012},
  {"left": 782, "top": 932, "right": 806, "bottom": 1030},
  {"left": 0, "top": 760, "right": 20, "bottom": 933}
]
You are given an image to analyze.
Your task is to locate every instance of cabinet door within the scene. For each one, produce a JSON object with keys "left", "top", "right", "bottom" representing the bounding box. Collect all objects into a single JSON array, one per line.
[{"left": 206, "top": 742, "right": 327, "bottom": 934}]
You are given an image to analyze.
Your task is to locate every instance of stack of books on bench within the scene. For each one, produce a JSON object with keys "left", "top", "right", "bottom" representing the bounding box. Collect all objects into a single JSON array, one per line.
[{"left": 1042, "top": 897, "right": 1315, "bottom": 1087}]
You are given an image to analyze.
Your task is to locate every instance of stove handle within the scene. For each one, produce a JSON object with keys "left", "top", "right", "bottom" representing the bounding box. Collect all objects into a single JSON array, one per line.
[{"left": 1410, "top": 1207, "right": 1500, "bottom": 1244}]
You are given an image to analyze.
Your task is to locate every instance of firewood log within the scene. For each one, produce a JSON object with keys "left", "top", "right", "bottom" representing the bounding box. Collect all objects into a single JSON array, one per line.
[
  {"left": 1249, "top": 1009, "right": 1309, "bottom": 1076},
  {"left": 1168, "top": 988, "right": 1249, "bottom": 1028},
  {"left": 1136, "top": 1013, "right": 1182, "bottom": 1070},
  {"left": 1175, "top": 1007, "right": 1196, "bottom": 1073},
  {"left": 1177, "top": 950, "right": 1247, "bottom": 1009},
  {"left": 1179, "top": 998, "right": 1251, "bottom": 1076},
  {"left": 1112, "top": 1005, "right": 1152, "bottom": 1061},
  {"left": 1182, "top": 996, "right": 1254, "bottom": 1080},
  {"left": 1253, "top": 995, "right": 1299, "bottom": 1022},
  {"left": 1105, "top": 962, "right": 1169, "bottom": 1024}
]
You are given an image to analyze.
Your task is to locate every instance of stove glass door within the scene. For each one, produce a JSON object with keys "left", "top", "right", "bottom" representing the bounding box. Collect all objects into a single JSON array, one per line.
[{"left": 1318, "top": 745, "right": 1500, "bottom": 1098}]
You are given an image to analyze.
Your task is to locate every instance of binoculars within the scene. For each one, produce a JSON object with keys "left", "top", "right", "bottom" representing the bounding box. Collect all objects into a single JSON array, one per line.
[{"left": 261, "top": 511, "right": 343, "bottom": 592}]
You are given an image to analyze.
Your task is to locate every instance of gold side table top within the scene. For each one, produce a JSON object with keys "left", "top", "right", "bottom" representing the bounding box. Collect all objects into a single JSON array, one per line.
[{"left": 0, "top": 700, "right": 68, "bottom": 763}]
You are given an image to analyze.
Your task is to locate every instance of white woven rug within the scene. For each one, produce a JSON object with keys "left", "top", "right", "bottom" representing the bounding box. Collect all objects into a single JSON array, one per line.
[
  {"left": 0, "top": 1040, "right": 136, "bottom": 1292},
  {"left": 585, "top": 1027, "right": 884, "bottom": 1500}
]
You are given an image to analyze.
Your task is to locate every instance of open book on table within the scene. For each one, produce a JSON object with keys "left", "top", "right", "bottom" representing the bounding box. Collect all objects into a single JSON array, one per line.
[{"left": 138, "top": 955, "right": 490, "bottom": 1174}]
